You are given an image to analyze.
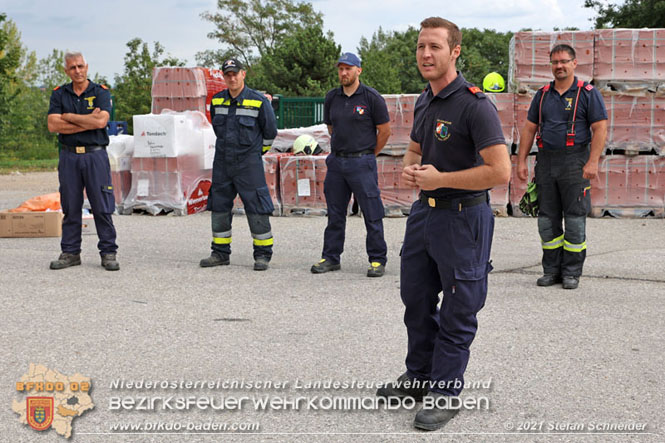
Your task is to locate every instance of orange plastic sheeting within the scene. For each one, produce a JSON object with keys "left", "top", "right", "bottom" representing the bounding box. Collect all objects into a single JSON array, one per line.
[{"left": 9, "top": 192, "right": 61, "bottom": 213}]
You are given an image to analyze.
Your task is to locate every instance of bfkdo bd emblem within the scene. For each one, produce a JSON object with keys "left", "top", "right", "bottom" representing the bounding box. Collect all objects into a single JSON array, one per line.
[{"left": 27, "top": 397, "right": 54, "bottom": 431}]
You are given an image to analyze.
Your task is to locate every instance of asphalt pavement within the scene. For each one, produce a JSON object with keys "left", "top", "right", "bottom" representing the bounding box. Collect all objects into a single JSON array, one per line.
[{"left": 1, "top": 172, "right": 663, "bottom": 442}]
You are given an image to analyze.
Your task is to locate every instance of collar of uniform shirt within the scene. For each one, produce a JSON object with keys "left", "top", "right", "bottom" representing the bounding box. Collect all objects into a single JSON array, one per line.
[{"left": 426, "top": 72, "right": 466, "bottom": 101}]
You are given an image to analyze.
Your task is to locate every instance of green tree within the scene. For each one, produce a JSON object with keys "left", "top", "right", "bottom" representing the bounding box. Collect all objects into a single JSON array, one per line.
[
  {"left": 457, "top": 28, "right": 513, "bottom": 88},
  {"left": 113, "top": 38, "right": 185, "bottom": 133},
  {"left": 199, "top": 0, "right": 323, "bottom": 69},
  {"left": 584, "top": 0, "right": 665, "bottom": 28},
  {"left": 38, "top": 49, "right": 69, "bottom": 89},
  {"left": 0, "top": 15, "right": 55, "bottom": 159},
  {"left": 250, "top": 25, "right": 339, "bottom": 96},
  {"left": 358, "top": 27, "right": 424, "bottom": 94}
]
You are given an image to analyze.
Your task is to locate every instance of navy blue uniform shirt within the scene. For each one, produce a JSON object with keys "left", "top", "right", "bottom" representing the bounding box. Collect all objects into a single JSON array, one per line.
[
  {"left": 527, "top": 76, "right": 607, "bottom": 150},
  {"left": 48, "top": 80, "right": 112, "bottom": 146},
  {"left": 410, "top": 73, "right": 506, "bottom": 199},
  {"left": 210, "top": 86, "right": 277, "bottom": 157},
  {"left": 324, "top": 82, "right": 390, "bottom": 154}
]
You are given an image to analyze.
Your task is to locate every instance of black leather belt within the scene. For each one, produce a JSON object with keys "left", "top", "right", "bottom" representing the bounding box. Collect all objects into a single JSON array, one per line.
[
  {"left": 420, "top": 193, "right": 488, "bottom": 211},
  {"left": 335, "top": 149, "right": 374, "bottom": 158},
  {"left": 63, "top": 145, "right": 106, "bottom": 154}
]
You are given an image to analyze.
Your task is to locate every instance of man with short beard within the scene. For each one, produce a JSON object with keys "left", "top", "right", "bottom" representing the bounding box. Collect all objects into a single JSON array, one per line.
[{"left": 310, "top": 53, "right": 391, "bottom": 277}]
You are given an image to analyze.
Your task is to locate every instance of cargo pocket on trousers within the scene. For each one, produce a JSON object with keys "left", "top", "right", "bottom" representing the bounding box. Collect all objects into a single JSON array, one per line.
[
  {"left": 256, "top": 186, "right": 275, "bottom": 215},
  {"left": 100, "top": 185, "right": 115, "bottom": 214},
  {"left": 452, "top": 261, "right": 493, "bottom": 314},
  {"left": 362, "top": 188, "right": 385, "bottom": 222}
]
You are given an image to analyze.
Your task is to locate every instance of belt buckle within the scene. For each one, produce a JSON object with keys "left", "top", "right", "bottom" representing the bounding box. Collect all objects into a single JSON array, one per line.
[
  {"left": 428, "top": 197, "right": 436, "bottom": 208},
  {"left": 75, "top": 146, "right": 86, "bottom": 154}
]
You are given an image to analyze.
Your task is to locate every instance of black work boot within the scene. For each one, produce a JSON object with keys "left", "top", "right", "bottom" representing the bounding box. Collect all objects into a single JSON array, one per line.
[
  {"left": 101, "top": 253, "right": 120, "bottom": 271},
  {"left": 562, "top": 276, "right": 579, "bottom": 289},
  {"left": 199, "top": 253, "right": 230, "bottom": 268},
  {"left": 310, "top": 258, "right": 341, "bottom": 274},
  {"left": 537, "top": 274, "right": 562, "bottom": 286},
  {"left": 376, "top": 372, "right": 430, "bottom": 404},
  {"left": 49, "top": 253, "right": 81, "bottom": 270},
  {"left": 414, "top": 392, "right": 460, "bottom": 431},
  {"left": 254, "top": 257, "right": 269, "bottom": 271},
  {"left": 367, "top": 262, "right": 385, "bottom": 277}
]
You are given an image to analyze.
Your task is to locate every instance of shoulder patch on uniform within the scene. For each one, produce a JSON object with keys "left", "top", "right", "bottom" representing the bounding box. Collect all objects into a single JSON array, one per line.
[
  {"left": 584, "top": 84, "right": 594, "bottom": 91},
  {"left": 100, "top": 84, "right": 109, "bottom": 90},
  {"left": 467, "top": 86, "right": 486, "bottom": 99},
  {"left": 53, "top": 86, "right": 60, "bottom": 91}
]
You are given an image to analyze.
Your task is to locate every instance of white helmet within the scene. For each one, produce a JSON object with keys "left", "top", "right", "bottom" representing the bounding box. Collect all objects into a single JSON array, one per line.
[{"left": 293, "top": 134, "right": 322, "bottom": 155}]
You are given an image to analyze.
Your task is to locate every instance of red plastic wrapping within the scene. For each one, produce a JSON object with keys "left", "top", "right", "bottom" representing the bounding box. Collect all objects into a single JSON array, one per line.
[
  {"left": 151, "top": 67, "right": 227, "bottom": 122},
  {"left": 594, "top": 29, "right": 665, "bottom": 92},
  {"left": 591, "top": 156, "right": 665, "bottom": 217},
  {"left": 486, "top": 92, "right": 515, "bottom": 148},
  {"left": 604, "top": 94, "right": 665, "bottom": 154},
  {"left": 375, "top": 156, "right": 418, "bottom": 216},
  {"left": 511, "top": 31, "right": 594, "bottom": 93},
  {"left": 279, "top": 155, "right": 328, "bottom": 216},
  {"left": 382, "top": 94, "right": 418, "bottom": 156}
]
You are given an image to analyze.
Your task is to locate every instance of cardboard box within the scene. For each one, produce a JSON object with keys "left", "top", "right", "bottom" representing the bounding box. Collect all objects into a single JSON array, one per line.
[
  {"left": 0, "top": 211, "right": 63, "bottom": 238},
  {"left": 133, "top": 113, "right": 204, "bottom": 158}
]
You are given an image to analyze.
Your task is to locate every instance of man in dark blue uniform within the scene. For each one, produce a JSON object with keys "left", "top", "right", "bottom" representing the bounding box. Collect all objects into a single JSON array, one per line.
[
  {"left": 310, "top": 52, "right": 391, "bottom": 277},
  {"left": 47, "top": 51, "right": 118, "bottom": 271},
  {"left": 376, "top": 18, "right": 511, "bottom": 430},
  {"left": 517, "top": 44, "right": 608, "bottom": 290},
  {"left": 200, "top": 58, "right": 277, "bottom": 271}
]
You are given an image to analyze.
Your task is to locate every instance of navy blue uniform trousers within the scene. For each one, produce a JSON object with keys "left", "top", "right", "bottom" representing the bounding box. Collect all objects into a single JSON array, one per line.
[
  {"left": 400, "top": 198, "right": 494, "bottom": 396},
  {"left": 322, "top": 152, "right": 387, "bottom": 265},
  {"left": 58, "top": 149, "right": 117, "bottom": 255}
]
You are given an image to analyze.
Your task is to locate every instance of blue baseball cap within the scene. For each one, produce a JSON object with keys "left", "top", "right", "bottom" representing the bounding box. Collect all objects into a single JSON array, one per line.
[{"left": 336, "top": 52, "right": 361, "bottom": 68}]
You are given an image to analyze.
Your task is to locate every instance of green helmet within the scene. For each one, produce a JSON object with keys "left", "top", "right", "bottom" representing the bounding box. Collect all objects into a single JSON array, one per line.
[
  {"left": 293, "top": 134, "right": 322, "bottom": 155},
  {"left": 482, "top": 72, "right": 505, "bottom": 93}
]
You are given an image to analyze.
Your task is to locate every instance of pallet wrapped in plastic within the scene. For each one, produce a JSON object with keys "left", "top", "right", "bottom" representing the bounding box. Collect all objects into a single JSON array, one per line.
[
  {"left": 590, "top": 155, "right": 664, "bottom": 218},
  {"left": 486, "top": 92, "right": 515, "bottom": 148},
  {"left": 122, "top": 111, "right": 214, "bottom": 215},
  {"left": 509, "top": 31, "right": 594, "bottom": 94},
  {"left": 107, "top": 134, "right": 134, "bottom": 207},
  {"left": 232, "top": 153, "right": 285, "bottom": 216},
  {"left": 375, "top": 156, "right": 418, "bottom": 217},
  {"left": 120, "top": 156, "right": 212, "bottom": 215},
  {"left": 513, "top": 92, "right": 538, "bottom": 155},
  {"left": 382, "top": 94, "right": 418, "bottom": 156},
  {"left": 279, "top": 155, "right": 327, "bottom": 216},
  {"left": 604, "top": 94, "right": 665, "bottom": 154},
  {"left": 271, "top": 124, "right": 330, "bottom": 153},
  {"left": 151, "top": 67, "right": 226, "bottom": 122},
  {"left": 593, "top": 29, "right": 665, "bottom": 94}
]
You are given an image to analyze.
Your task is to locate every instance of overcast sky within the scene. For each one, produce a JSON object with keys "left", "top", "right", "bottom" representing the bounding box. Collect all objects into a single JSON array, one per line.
[{"left": 3, "top": 0, "right": 604, "bottom": 84}]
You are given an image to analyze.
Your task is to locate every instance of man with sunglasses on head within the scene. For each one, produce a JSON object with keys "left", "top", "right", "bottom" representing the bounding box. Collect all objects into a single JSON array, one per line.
[{"left": 517, "top": 44, "right": 608, "bottom": 290}]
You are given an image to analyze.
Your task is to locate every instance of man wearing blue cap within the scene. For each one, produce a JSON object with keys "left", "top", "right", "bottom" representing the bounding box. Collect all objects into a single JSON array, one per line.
[{"left": 310, "top": 52, "right": 391, "bottom": 277}]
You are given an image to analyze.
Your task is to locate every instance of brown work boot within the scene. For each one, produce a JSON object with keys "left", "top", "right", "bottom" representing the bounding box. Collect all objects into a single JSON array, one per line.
[
  {"left": 101, "top": 253, "right": 120, "bottom": 271},
  {"left": 49, "top": 253, "right": 81, "bottom": 270}
]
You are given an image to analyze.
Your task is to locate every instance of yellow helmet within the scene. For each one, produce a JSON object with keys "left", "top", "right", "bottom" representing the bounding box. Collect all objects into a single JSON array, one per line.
[
  {"left": 482, "top": 72, "right": 505, "bottom": 93},
  {"left": 293, "top": 134, "right": 322, "bottom": 155}
]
